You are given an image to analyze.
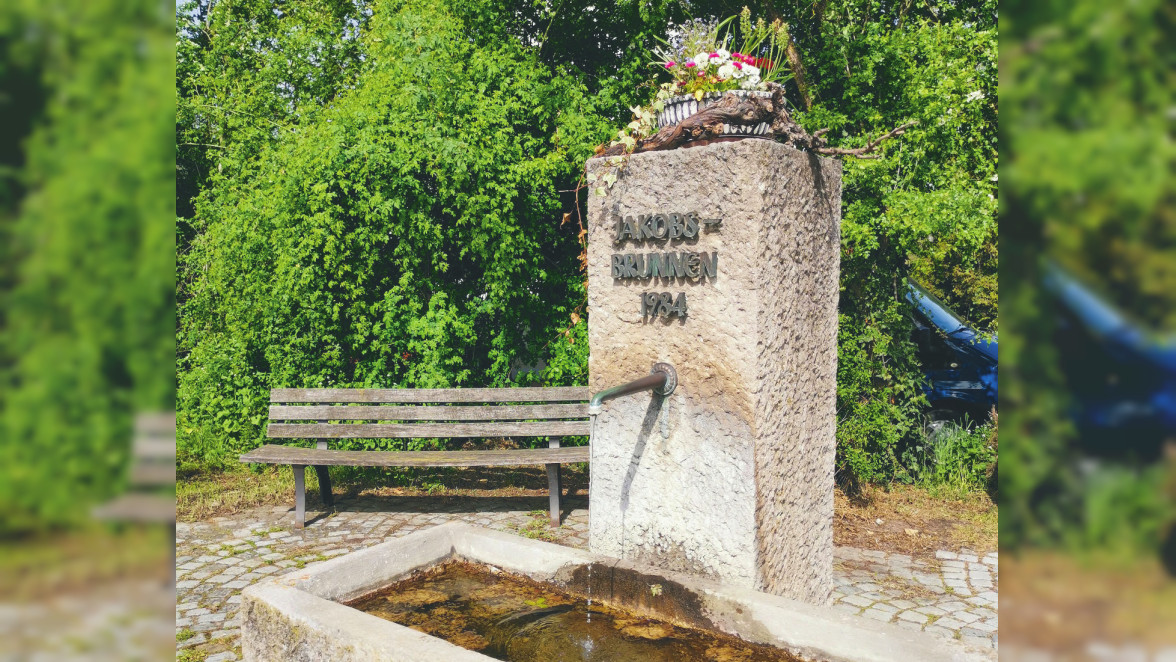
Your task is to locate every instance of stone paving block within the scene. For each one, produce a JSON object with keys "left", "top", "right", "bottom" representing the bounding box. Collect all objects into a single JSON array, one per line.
[
  {"left": 969, "top": 620, "right": 997, "bottom": 634},
  {"left": 936, "top": 600, "right": 969, "bottom": 612},
  {"left": 934, "top": 617, "right": 965, "bottom": 630},
  {"left": 889, "top": 599, "right": 916, "bottom": 610},
  {"left": 206, "top": 652, "right": 238, "bottom": 662},
  {"left": 970, "top": 607, "right": 997, "bottom": 620},
  {"left": 180, "top": 632, "right": 208, "bottom": 647},
  {"left": 896, "top": 610, "right": 929, "bottom": 624},
  {"left": 961, "top": 634, "right": 994, "bottom": 650},
  {"left": 953, "top": 610, "right": 980, "bottom": 624},
  {"left": 839, "top": 593, "right": 875, "bottom": 608},
  {"left": 915, "top": 606, "right": 946, "bottom": 617}
]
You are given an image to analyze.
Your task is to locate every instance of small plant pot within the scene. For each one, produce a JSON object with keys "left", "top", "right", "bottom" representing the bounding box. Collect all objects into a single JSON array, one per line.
[{"left": 656, "top": 90, "right": 772, "bottom": 138}]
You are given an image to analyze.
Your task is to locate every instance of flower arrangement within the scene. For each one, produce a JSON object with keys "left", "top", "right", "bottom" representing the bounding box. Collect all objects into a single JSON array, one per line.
[{"left": 652, "top": 8, "right": 792, "bottom": 99}]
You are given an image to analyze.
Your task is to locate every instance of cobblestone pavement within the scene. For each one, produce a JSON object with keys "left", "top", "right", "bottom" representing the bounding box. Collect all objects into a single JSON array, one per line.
[
  {"left": 1001, "top": 645, "right": 1176, "bottom": 661},
  {"left": 1, "top": 578, "right": 174, "bottom": 661},
  {"left": 830, "top": 547, "right": 998, "bottom": 652},
  {"left": 176, "top": 493, "right": 997, "bottom": 660}
]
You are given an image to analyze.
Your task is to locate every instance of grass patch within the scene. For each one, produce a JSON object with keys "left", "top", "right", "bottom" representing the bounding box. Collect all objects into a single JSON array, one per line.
[
  {"left": 178, "top": 467, "right": 300, "bottom": 522},
  {"left": 511, "top": 510, "right": 559, "bottom": 542},
  {"left": 176, "top": 628, "right": 195, "bottom": 643},
  {"left": 834, "top": 483, "right": 996, "bottom": 559},
  {"left": 178, "top": 464, "right": 589, "bottom": 521},
  {"left": 0, "top": 525, "right": 173, "bottom": 600}
]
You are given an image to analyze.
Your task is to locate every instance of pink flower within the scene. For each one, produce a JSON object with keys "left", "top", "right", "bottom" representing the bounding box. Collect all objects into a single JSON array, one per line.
[
  {"left": 733, "top": 61, "right": 743, "bottom": 70},
  {"left": 664, "top": 61, "right": 676, "bottom": 69},
  {"left": 685, "top": 61, "right": 696, "bottom": 68},
  {"left": 733, "top": 52, "right": 743, "bottom": 59},
  {"left": 709, "top": 52, "right": 719, "bottom": 58}
]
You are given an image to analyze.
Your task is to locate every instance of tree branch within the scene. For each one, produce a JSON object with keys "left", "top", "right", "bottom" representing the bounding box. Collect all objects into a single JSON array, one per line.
[
  {"left": 596, "top": 83, "right": 914, "bottom": 160},
  {"left": 812, "top": 121, "right": 916, "bottom": 157}
]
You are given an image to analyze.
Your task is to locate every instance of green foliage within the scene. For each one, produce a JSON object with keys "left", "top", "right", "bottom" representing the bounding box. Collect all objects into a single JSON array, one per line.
[
  {"left": 1067, "top": 464, "right": 1175, "bottom": 557},
  {"left": 177, "top": 0, "right": 997, "bottom": 487},
  {"left": 789, "top": 2, "right": 997, "bottom": 484},
  {"left": 1001, "top": 0, "right": 1176, "bottom": 551},
  {"left": 903, "top": 420, "right": 996, "bottom": 493},
  {"left": 178, "top": 0, "right": 606, "bottom": 466},
  {"left": 0, "top": 0, "right": 175, "bottom": 535}
]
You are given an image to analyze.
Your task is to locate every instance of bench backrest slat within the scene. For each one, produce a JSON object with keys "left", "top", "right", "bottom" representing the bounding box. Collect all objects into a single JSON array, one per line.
[
  {"left": 129, "top": 412, "right": 176, "bottom": 487},
  {"left": 269, "top": 403, "right": 588, "bottom": 422},
  {"left": 270, "top": 387, "right": 589, "bottom": 404},
  {"left": 133, "top": 437, "right": 178, "bottom": 460},
  {"left": 268, "top": 421, "right": 591, "bottom": 439}
]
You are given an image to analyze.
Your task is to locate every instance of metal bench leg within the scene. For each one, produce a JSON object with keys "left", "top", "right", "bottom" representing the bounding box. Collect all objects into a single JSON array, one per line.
[
  {"left": 314, "top": 440, "right": 333, "bottom": 507},
  {"left": 546, "top": 438, "right": 562, "bottom": 527},
  {"left": 293, "top": 464, "right": 306, "bottom": 529},
  {"left": 314, "top": 465, "right": 334, "bottom": 507}
]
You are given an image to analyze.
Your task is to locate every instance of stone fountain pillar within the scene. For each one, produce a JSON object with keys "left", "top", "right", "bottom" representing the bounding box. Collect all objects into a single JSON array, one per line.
[{"left": 584, "top": 140, "right": 841, "bottom": 605}]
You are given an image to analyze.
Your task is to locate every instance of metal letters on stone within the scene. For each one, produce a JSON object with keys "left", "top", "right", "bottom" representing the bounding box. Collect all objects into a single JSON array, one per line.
[{"left": 608, "top": 210, "right": 721, "bottom": 320}]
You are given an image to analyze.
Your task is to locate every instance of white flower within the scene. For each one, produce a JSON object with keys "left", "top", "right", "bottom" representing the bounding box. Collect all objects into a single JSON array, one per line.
[
  {"left": 717, "top": 63, "right": 736, "bottom": 79},
  {"left": 744, "top": 65, "right": 760, "bottom": 79},
  {"left": 739, "top": 73, "right": 761, "bottom": 90},
  {"left": 716, "top": 48, "right": 731, "bottom": 59},
  {"left": 965, "top": 90, "right": 985, "bottom": 102},
  {"left": 731, "top": 65, "right": 746, "bottom": 79},
  {"left": 693, "top": 52, "right": 711, "bottom": 67}
]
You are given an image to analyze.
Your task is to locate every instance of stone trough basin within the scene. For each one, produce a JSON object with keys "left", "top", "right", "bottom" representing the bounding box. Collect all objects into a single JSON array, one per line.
[{"left": 241, "top": 522, "right": 987, "bottom": 661}]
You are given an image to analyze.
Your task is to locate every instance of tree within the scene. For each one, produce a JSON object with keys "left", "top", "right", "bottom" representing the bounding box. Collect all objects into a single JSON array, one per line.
[
  {"left": 177, "top": 0, "right": 998, "bottom": 487},
  {"left": 0, "top": 0, "right": 174, "bottom": 534}
]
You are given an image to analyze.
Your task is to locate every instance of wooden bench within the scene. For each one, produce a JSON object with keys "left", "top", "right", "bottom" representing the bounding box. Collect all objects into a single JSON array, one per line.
[
  {"left": 239, "top": 387, "right": 591, "bottom": 529},
  {"left": 92, "top": 412, "right": 177, "bottom": 523}
]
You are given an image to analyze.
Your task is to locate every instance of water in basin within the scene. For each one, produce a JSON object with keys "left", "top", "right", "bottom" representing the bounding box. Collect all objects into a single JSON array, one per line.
[{"left": 347, "top": 560, "right": 802, "bottom": 662}]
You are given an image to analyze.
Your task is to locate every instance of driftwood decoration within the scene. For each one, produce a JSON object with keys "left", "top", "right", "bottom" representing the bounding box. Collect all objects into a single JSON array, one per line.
[{"left": 597, "top": 82, "right": 914, "bottom": 159}]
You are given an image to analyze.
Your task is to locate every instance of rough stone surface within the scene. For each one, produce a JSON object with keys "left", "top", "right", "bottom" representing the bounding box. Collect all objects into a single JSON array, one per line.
[
  {"left": 177, "top": 497, "right": 997, "bottom": 658},
  {"left": 585, "top": 140, "right": 841, "bottom": 605},
  {"left": 241, "top": 522, "right": 988, "bottom": 662}
]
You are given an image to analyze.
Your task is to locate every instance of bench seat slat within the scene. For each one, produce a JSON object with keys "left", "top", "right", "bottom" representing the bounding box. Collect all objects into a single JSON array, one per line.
[
  {"left": 130, "top": 464, "right": 176, "bottom": 486},
  {"left": 269, "top": 403, "right": 588, "bottom": 422},
  {"left": 240, "top": 444, "right": 589, "bottom": 467},
  {"left": 270, "top": 387, "right": 589, "bottom": 404},
  {"left": 268, "top": 421, "right": 590, "bottom": 439},
  {"left": 92, "top": 493, "right": 176, "bottom": 522}
]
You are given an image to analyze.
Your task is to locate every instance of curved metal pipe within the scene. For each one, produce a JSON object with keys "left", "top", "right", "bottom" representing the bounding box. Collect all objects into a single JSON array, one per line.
[{"left": 588, "top": 363, "right": 677, "bottom": 415}]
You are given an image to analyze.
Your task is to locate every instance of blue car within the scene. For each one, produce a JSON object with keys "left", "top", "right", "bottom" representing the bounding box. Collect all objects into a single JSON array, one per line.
[
  {"left": 906, "top": 280, "right": 998, "bottom": 423},
  {"left": 1043, "top": 262, "right": 1176, "bottom": 460}
]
